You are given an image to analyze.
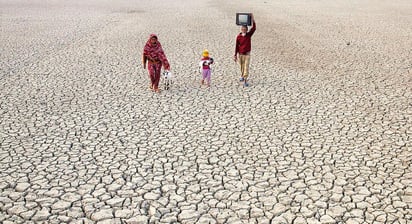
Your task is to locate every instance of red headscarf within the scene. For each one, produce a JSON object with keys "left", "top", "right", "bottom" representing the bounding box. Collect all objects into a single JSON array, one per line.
[{"left": 143, "top": 34, "right": 170, "bottom": 69}]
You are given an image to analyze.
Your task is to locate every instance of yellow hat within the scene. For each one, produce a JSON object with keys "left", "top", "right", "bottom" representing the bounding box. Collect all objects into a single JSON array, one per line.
[{"left": 202, "top": 49, "right": 209, "bottom": 57}]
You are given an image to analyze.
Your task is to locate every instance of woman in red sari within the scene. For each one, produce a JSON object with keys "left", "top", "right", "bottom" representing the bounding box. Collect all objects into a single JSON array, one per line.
[{"left": 142, "top": 34, "right": 170, "bottom": 93}]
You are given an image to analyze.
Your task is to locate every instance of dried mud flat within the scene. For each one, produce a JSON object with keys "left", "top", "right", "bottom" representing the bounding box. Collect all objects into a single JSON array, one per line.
[{"left": 1, "top": 0, "right": 411, "bottom": 223}]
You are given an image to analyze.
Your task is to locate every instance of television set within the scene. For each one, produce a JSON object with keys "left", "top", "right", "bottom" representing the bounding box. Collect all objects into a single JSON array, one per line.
[{"left": 236, "top": 13, "right": 252, "bottom": 26}]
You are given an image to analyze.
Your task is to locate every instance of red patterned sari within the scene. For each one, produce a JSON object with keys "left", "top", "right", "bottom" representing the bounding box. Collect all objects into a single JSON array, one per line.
[{"left": 142, "top": 34, "right": 170, "bottom": 91}]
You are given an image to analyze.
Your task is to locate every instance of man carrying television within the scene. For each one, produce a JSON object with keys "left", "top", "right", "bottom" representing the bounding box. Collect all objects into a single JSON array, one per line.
[{"left": 234, "top": 13, "right": 256, "bottom": 87}]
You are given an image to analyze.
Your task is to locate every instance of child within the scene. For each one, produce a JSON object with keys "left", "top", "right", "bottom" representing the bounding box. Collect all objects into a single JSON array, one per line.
[{"left": 200, "top": 49, "right": 214, "bottom": 87}]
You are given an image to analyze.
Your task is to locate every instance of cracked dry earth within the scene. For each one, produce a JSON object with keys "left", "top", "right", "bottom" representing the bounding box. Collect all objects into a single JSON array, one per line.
[{"left": 1, "top": 0, "right": 411, "bottom": 223}]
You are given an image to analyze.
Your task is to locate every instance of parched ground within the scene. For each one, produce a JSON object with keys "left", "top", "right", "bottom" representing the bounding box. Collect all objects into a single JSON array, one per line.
[{"left": 0, "top": 0, "right": 411, "bottom": 223}]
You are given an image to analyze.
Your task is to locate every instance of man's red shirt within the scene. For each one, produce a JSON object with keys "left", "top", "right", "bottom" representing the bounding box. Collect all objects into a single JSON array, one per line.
[{"left": 235, "top": 21, "right": 256, "bottom": 56}]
